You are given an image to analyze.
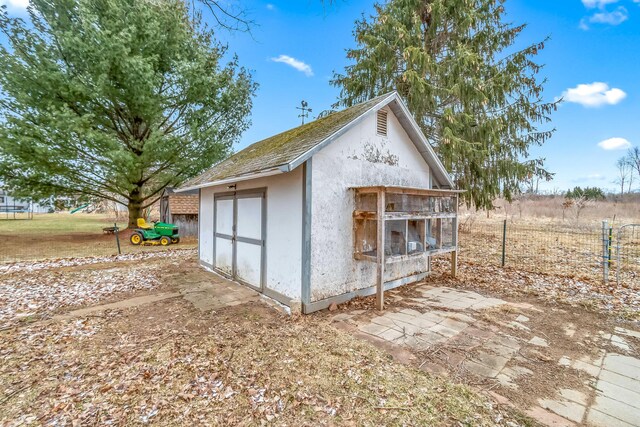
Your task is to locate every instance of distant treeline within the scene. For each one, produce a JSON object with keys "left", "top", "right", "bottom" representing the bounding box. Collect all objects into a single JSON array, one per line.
[{"left": 564, "top": 187, "right": 606, "bottom": 201}]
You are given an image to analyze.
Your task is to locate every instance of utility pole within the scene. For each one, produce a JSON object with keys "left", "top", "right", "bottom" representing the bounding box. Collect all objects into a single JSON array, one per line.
[{"left": 296, "top": 100, "right": 312, "bottom": 125}]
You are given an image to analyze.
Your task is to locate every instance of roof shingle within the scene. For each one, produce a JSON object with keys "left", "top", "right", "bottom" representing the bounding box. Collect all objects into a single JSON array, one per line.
[
  {"left": 180, "top": 93, "right": 393, "bottom": 189},
  {"left": 168, "top": 195, "right": 198, "bottom": 215}
]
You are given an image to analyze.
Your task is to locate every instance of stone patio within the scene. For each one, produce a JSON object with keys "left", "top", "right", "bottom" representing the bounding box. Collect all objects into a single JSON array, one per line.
[
  {"left": 333, "top": 285, "right": 640, "bottom": 427},
  {"left": 178, "top": 272, "right": 260, "bottom": 312},
  {"left": 54, "top": 270, "right": 263, "bottom": 321}
]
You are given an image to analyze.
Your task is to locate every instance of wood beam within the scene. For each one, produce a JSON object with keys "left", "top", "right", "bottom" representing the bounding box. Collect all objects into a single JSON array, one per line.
[
  {"left": 353, "top": 186, "right": 464, "bottom": 197},
  {"left": 376, "top": 189, "right": 385, "bottom": 311},
  {"left": 451, "top": 250, "right": 457, "bottom": 277}
]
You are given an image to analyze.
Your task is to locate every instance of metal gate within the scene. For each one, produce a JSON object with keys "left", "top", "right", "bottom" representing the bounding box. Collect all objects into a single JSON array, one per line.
[{"left": 615, "top": 224, "right": 640, "bottom": 284}]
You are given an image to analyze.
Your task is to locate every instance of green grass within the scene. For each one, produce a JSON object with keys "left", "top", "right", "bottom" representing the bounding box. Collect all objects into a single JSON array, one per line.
[{"left": 0, "top": 213, "right": 128, "bottom": 235}]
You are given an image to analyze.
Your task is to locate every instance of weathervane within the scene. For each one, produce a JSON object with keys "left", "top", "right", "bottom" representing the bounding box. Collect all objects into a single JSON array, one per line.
[{"left": 296, "top": 100, "right": 312, "bottom": 125}]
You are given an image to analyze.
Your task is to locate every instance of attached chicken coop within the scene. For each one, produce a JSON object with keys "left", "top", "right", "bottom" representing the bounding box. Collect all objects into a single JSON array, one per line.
[{"left": 353, "top": 186, "right": 460, "bottom": 309}]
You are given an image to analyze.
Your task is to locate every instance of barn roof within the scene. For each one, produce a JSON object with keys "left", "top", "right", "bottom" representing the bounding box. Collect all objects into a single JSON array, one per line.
[{"left": 178, "top": 92, "right": 453, "bottom": 191}]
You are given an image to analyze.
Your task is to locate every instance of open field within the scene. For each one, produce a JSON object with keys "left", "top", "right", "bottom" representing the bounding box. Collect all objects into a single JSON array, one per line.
[
  {"left": 0, "top": 213, "right": 127, "bottom": 234},
  {"left": 478, "top": 194, "right": 640, "bottom": 227},
  {"left": 0, "top": 253, "right": 530, "bottom": 426},
  {"left": 0, "top": 213, "right": 196, "bottom": 263}
]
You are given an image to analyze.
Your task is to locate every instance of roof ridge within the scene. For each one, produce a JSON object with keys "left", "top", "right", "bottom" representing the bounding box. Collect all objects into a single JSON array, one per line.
[
  {"left": 179, "top": 92, "right": 397, "bottom": 190},
  {"left": 237, "top": 91, "right": 395, "bottom": 153}
]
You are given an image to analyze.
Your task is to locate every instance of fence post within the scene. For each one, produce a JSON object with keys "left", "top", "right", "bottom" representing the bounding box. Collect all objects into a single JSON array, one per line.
[
  {"left": 608, "top": 226, "right": 613, "bottom": 268},
  {"left": 114, "top": 222, "right": 122, "bottom": 255},
  {"left": 501, "top": 219, "right": 507, "bottom": 267},
  {"left": 602, "top": 220, "right": 609, "bottom": 283}
]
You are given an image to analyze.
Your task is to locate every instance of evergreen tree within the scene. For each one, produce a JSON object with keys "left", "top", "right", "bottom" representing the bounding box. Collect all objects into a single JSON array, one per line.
[
  {"left": 0, "top": 0, "right": 255, "bottom": 226},
  {"left": 332, "top": 0, "right": 557, "bottom": 209},
  {"left": 566, "top": 187, "right": 605, "bottom": 201}
]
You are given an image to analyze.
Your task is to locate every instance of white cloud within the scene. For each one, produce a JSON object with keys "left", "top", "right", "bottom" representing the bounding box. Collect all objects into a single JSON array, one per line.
[
  {"left": 561, "top": 82, "right": 626, "bottom": 107},
  {"left": 266, "top": 3, "right": 275, "bottom": 10},
  {"left": 582, "top": 0, "right": 619, "bottom": 9},
  {"left": 578, "top": 18, "right": 591, "bottom": 30},
  {"left": 579, "top": 1, "right": 628, "bottom": 30},
  {"left": 572, "top": 173, "right": 607, "bottom": 183},
  {"left": 270, "top": 55, "right": 314, "bottom": 77},
  {"left": 587, "top": 173, "right": 606, "bottom": 180},
  {"left": 597, "top": 137, "right": 632, "bottom": 150},
  {"left": 589, "top": 6, "right": 628, "bottom": 25},
  {"left": 0, "top": 0, "right": 29, "bottom": 9}
]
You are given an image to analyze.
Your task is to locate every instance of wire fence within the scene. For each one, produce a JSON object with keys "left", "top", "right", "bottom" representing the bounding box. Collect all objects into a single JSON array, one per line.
[
  {"left": 0, "top": 222, "right": 197, "bottom": 264},
  {"left": 2, "top": 213, "right": 638, "bottom": 288},
  {"left": 459, "top": 219, "right": 639, "bottom": 287}
]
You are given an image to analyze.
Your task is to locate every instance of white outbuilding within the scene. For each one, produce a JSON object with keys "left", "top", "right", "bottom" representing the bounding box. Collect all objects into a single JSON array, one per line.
[{"left": 178, "top": 92, "right": 460, "bottom": 313}]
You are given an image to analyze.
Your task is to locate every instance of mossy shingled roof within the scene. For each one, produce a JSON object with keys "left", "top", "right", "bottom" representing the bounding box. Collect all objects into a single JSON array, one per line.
[{"left": 181, "top": 93, "right": 394, "bottom": 188}]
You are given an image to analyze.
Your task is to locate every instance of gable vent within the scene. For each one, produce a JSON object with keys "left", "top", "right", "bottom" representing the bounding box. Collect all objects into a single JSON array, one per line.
[{"left": 376, "top": 109, "right": 388, "bottom": 136}]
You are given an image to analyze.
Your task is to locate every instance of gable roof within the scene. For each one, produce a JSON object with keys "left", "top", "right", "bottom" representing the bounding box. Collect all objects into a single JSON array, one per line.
[
  {"left": 178, "top": 92, "right": 453, "bottom": 191},
  {"left": 167, "top": 194, "right": 199, "bottom": 215}
]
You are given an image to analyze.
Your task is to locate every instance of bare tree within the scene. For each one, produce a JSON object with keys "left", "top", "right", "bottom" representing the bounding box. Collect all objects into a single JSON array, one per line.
[
  {"left": 626, "top": 147, "right": 640, "bottom": 191},
  {"left": 194, "top": 1, "right": 254, "bottom": 32},
  {"left": 562, "top": 198, "right": 572, "bottom": 221},
  {"left": 614, "top": 156, "right": 633, "bottom": 195},
  {"left": 572, "top": 195, "right": 589, "bottom": 220}
]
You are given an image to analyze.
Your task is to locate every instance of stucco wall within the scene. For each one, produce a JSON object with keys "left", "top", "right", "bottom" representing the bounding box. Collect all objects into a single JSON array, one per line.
[
  {"left": 309, "top": 106, "right": 431, "bottom": 302},
  {"left": 199, "top": 189, "right": 214, "bottom": 267},
  {"left": 198, "top": 167, "right": 303, "bottom": 300}
]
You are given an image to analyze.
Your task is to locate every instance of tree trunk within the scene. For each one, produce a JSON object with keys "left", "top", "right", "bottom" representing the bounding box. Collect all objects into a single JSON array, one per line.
[
  {"left": 127, "top": 187, "right": 143, "bottom": 228},
  {"left": 128, "top": 202, "right": 142, "bottom": 228}
]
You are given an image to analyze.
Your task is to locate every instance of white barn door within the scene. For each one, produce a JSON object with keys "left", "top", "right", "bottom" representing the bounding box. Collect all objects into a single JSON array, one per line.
[
  {"left": 214, "top": 190, "right": 265, "bottom": 290},
  {"left": 214, "top": 196, "right": 234, "bottom": 276}
]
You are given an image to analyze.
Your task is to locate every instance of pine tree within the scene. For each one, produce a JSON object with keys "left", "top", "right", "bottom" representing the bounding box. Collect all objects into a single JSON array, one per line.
[
  {"left": 332, "top": 0, "right": 557, "bottom": 209},
  {"left": 0, "top": 0, "right": 256, "bottom": 226}
]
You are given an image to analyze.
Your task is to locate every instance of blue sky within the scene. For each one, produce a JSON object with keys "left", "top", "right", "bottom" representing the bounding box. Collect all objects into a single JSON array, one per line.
[
  {"left": 2, "top": 0, "right": 638, "bottom": 192},
  {"left": 213, "top": 0, "right": 640, "bottom": 193}
]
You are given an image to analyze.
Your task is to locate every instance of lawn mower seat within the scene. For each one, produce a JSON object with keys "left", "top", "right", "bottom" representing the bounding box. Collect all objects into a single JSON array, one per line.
[{"left": 136, "top": 218, "right": 153, "bottom": 229}]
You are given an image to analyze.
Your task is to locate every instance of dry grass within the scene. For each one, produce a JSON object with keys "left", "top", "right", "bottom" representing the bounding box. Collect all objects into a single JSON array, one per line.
[
  {"left": 458, "top": 222, "right": 604, "bottom": 281},
  {"left": 428, "top": 255, "right": 640, "bottom": 320},
  {"left": 459, "top": 197, "right": 640, "bottom": 287},
  {"left": 0, "top": 213, "right": 126, "bottom": 234},
  {"left": 0, "top": 259, "right": 530, "bottom": 426},
  {"left": 466, "top": 195, "right": 640, "bottom": 227}
]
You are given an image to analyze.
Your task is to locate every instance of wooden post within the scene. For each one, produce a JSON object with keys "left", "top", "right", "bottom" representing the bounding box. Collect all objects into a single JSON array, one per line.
[
  {"left": 376, "top": 189, "right": 386, "bottom": 311},
  {"left": 450, "top": 250, "right": 457, "bottom": 277},
  {"left": 451, "top": 194, "right": 458, "bottom": 277}
]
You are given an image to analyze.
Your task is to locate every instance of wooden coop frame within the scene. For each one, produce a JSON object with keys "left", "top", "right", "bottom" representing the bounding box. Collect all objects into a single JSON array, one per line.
[{"left": 352, "top": 186, "right": 461, "bottom": 310}]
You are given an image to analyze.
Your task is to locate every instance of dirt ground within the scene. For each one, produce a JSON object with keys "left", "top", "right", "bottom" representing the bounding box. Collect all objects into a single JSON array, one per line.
[
  {"left": 430, "top": 256, "right": 639, "bottom": 321},
  {"left": 2, "top": 250, "right": 638, "bottom": 425},
  {"left": 0, "top": 253, "right": 530, "bottom": 426}
]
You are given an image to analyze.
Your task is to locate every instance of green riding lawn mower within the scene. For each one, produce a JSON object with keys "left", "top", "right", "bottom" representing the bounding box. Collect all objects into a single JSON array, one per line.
[{"left": 130, "top": 218, "right": 180, "bottom": 246}]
